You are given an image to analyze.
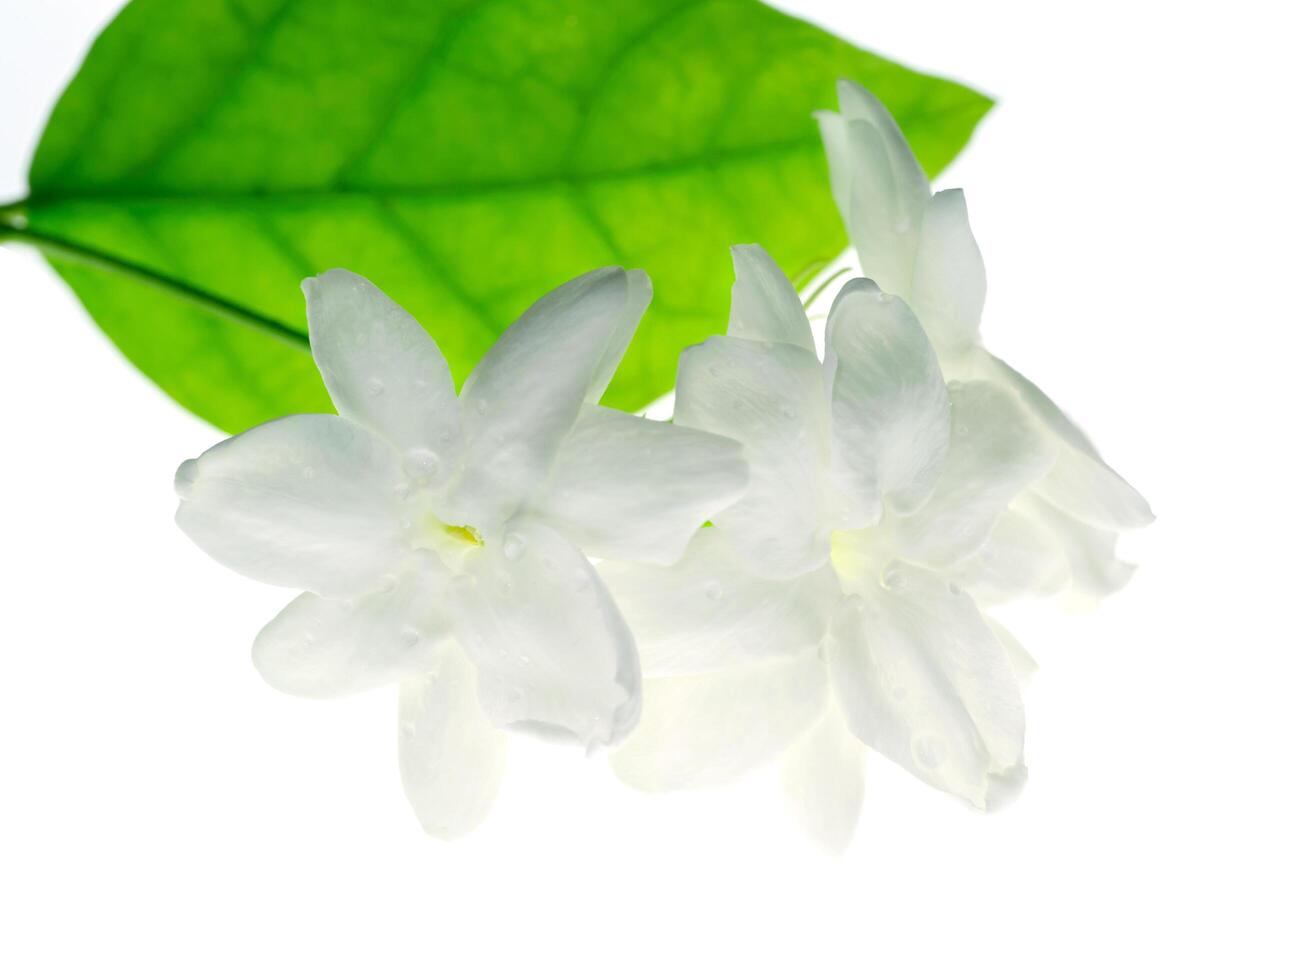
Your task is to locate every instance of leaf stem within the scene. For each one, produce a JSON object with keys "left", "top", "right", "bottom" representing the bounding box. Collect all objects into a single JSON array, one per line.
[{"left": 0, "top": 218, "right": 309, "bottom": 352}]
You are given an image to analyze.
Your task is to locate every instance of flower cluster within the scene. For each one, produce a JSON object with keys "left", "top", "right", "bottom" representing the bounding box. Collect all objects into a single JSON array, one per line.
[{"left": 175, "top": 82, "right": 1149, "bottom": 848}]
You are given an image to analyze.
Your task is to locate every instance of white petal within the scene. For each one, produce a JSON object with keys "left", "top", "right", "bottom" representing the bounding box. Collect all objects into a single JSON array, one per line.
[
  {"left": 447, "top": 267, "right": 652, "bottom": 528},
  {"left": 948, "top": 509, "right": 1070, "bottom": 604},
  {"left": 828, "top": 568, "right": 1024, "bottom": 807},
  {"left": 825, "top": 279, "right": 950, "bottom": 522},
  {"left": 610, "top": 653, "right": 827, "bottom": 791},
  {"left": 983, "top": 615, "right": 1039, "bottom": 687},
  {"left": 675, "top": 335, "right": 834, "bottom": 578},
  {"left": 817, "top": 81, "right": 930, "bottom": 298},
  {"left": 175, "top": 415, "right": 405, "bottom": 598},
  {"left": 252, "top": 562, "right": 450, "bottom": 698},
  {"left": 889, "top": 380, "right": 1054, "bottom": 569},
  {"left": 982, "top": 353, "right": 1153, "bottom": 529},
  {"left": 451, "top": 519, "right": 640, "bottom": 747},
  {"left": 727, "top": 244, "right": 816, "bottom": 351},
  {"left": 304, "top": 270, "right": 461, "bottom": 480},
  {"left": 911, "top": 189, "right": 985, "bottom": 357},
  {"left": 779, "top": 706, "right": 867, "bottom": 854},
  {"left": 600, "top": 527, "right": 840, "bottom": 676},
  {"left": 530, "top": 405, "right": 747, "bottom": 565},
  {"left": 398, "top": 652, "right": 508, "bottom": 840},
  {"left": 1022, "top": 495, "right": 1136, "bottom": 596}
]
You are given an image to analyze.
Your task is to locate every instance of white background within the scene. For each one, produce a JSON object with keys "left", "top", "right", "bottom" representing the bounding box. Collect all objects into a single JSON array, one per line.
[{"left": 2, "top": 1, "right": 1301, "bottom": 976}]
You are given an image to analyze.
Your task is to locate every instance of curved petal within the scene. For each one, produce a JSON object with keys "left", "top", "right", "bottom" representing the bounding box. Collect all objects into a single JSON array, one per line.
[
  {"left": 982, "top": 353, "right": 1153, "bottom": 529},
  {"left": 252, "top": 561, "right": 451, "bottom": 698},
  {"left": 304, "top": 270, "right": 461, "bottom": 482},
  {"left": 675, "top": 335, "right": 834, "bottom": 579},
  {"left": 828, "top": 568, "right": 1024, "bottom": 808},
  {"left": 451, "top": 519, "right": 640, "bottom": 748},
  {"left": 911, "top": 189, "right": 986, "bottom": 357},
  {"left": 599, "top": 527, "right": 840, "bottom": 676},
  {"left": 825, "top": 279, "right": 950, "bottom": 522},
  {"left": 529, "top": 405, "right": 747, "bottom": 565},
  {"left": 398, "top": 651, "right": 508, "bottom": 840},
  {"left": 948, "top": 508, "right": 1070, "bottom": 604},
  {"left": 446, "top": 268, "right": 651, "bottom": 529},
  {"left": 779, "top": 705, "right": 867, "bottom": 854},
  {"left": 983, "top": 615, "right": 1039, "bottom": 687},
  {"left": 727, "top": 244, "right": 816, "bottom": 351},
  {"left": 174, "top": 415, "right": 405, "bottom": 598},
  {"left": 818, "top": 81, "right": 930, "bottom": 298},
  {"left": 889, "top": 380, "right": 1055, "bottom": 569},
  {"left": 1022, "top": 495, "right": 1136, "bottom": 597},
  {"left": 610, "top": 652, "right": 827, "bottom": 792}
]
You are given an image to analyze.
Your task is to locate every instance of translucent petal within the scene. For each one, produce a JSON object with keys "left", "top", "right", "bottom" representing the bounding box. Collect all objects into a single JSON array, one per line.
[
  {"left": 889, "top": 380, "right": 1054, "bottom": 569},
  {"left": 1022, "top": 496, "right": 1136, "bottom": 596},
  {"left": 451, "top": 519, "right": 640, "bottom": 748},
  {"left": 252, "top": 562, "right": 450, "bottom": 698},
  {"left": 398, "top": 651, "right": 508, "bottom": 840},
  {"left": 675, "top": 335, "right": 834, "bottom": 578},
  {"left": 174, "top": 415, "right": 404, "bottom": 598},
  {"left": 779, "top": 706, "right": 867, "bottom": 854},
  {"left": 530, "top": 405, "right": 747, "bottom": 565},
  {"left": 982, "top": 353, "right": 1153, "bottom": 529},
  {"left": 446, "top": 267, "right": 652, "bottom": 528},
  {"left": 727, "top": 244, "right": 816, "bottom": 351},
  {"left": 828, "top": 568, "right": 1024, "bottom": 807},
  {"left": 610, "top": 653, "right": 827, "bottom": 791},
  {"left": 600, "top": 527, "right": 840, "bottom": 676},
  {"left": 911, "top": 189, "right": 986, "bottom": 357},
  {"left": 825, "top": 279, "right": 950, "bottom": 522},
  {"left": 948, "top": 508, "right": 1071, "bottom": 604},
  {"left": 303, "top": 270, "right": 461, "bottom": 481}
]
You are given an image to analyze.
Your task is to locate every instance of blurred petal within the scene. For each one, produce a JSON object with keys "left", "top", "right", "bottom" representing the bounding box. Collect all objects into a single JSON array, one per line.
[
  {"left": 1023, "top": 496, "right": 1136, "bottom": 596},
  {"left": 911, "top": 189, "right": 986, "bottom": 357},
  {"left": 531, "top": 405, "right": 746, "bottom": 565},
  {"left": 675, "top": 335, "right": 834, "bottom": 578},
  {"left": 600, "top": 527, "right": 840, "bottom": 676},
  {"left": 611, "top": 653, "right": 827, "bottom": 791},
  {"left": 825, "top": 279, "right": 950, "bottom": 522},
  {"left": 304, "top": 270, "right": 461, "bottom": 483},
  {"left": 398, "top": 652, "right": 508, "bottom": 840},
  {"left": 452, "top": 520, "right": 640, "bottom": 748},
  {"left": 253, "top": 562, "right": 450, "bottom": 698},
  {"left": 175, "top": 415, "right": 404, "bottom": 598},
  {"left": 890, "top": 380, "right": 1054, "bottom": 568},
  {"left": 828, "top": 568, "right": 1024, "bottom": 807},
  {"left": 448, "top": 267, "right": 652, "bottom": 528},
  {"left": 982, "top": 353, "right": 1153, "bottom": 529},
  {"left": 780, "top": 706, "right": 867, "bottom": 854},
  {"left": 727, "top": 244, "right": 816, "bottom": 351},
  {"left": 949, "top": 508, "right": 1070, "bottom": 604}
]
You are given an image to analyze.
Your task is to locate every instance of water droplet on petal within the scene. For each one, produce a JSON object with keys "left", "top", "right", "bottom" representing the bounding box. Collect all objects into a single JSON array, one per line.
[
  {"left": 703, "top": 580, "right": 723, "bottom": 601},
  {"left": 475, "top": 398, "right": 489, "bottom": 416},
  {"left": 174, "top": 458, "right": 199, "bottom": 500},
  {"left": 401, "top": 627, "right": 420, "bottom": 647},
  {"left": 912, "top": 733, "right": 947, "bottom": 769},
  {"left": 367, "top": 377, "right": 386, "bottom": 396},
  {"left": 379, "top": 575, "right": 398, "bottom": 594},
  {"left": 394, "top": 481, "right": 412, "bottom": 500},
  {"left": 403, "top": 447, "right": 441, "bottom": 482},
  {"left": 883, "top": 567, "right": 904, "bottom": 590},
  {"left": 502, "top": 532, "right": 527, "bottom": 562},
  {"left": 781, "top": 405, "right": 797, "bottom": 420}
]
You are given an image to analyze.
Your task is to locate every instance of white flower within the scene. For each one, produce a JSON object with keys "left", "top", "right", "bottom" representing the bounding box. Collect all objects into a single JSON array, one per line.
[
  {"left": 174, "top": 267, "right": 747, "bottom": 838},
  {"left": 817, "top": 80, "right": 1152, "bottom": 597},
  {"left": 602, "top": 247, "right": 1053, "bottom": 851}
]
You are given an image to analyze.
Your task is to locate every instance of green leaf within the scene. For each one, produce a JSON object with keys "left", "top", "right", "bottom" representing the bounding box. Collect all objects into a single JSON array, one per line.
[{"left": 5, "top": 0, "right": 990, "bottom": 432}]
